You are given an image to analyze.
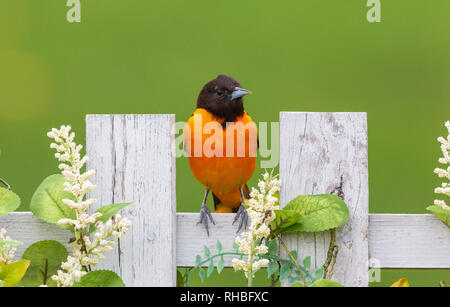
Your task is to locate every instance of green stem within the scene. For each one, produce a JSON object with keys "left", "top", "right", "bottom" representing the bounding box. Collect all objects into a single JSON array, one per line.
[
  {"left": 189, "top": 251, "right": 244, "bottom": 272},
  {"left": 78, "top": 232, "right": 91, "bottom": 272},
  {"left": 276, "top": 234, "right": 307, "bottom": 287},
  {"left": 328, "top": 245, "right": 339, "bottom": 279},
  {"left": 323, "top": 229, "right": 336, "bottom": 279},
  {"left": 185, "top": 248, "right": 313, "bottom": 286}
]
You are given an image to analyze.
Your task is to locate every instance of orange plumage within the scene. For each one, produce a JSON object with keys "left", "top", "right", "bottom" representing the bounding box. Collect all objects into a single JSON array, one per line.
[{"left": 184, "top": 108, "right": 257, "bottom": 212}]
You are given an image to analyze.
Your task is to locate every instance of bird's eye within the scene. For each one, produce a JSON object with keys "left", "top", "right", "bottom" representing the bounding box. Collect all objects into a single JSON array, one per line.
[{"left": 217, "top": 89, "right": 223, "bottom": 96}]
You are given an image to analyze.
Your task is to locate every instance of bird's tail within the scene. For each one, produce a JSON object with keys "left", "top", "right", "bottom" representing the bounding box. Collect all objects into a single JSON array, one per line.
[{"left": 212, "top": 184, "right": 250, "bottom": 213}]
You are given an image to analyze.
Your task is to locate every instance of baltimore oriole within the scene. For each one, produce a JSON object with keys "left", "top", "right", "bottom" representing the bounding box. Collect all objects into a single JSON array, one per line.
[{"left": 184, "top": 75, "right": 257, "bottom": 235}]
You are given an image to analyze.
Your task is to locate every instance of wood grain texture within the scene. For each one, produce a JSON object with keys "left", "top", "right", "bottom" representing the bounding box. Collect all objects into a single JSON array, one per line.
[
  {"left": 279, "top": 112, "right": 369, "bottom": 287},
  {"left": 0, "top": 212, "right": 71, "bottom": 257},
  {"left": 86, "top": 114, "right": 176, "bottom": 287},
  {"left": 369, "top": 214, "right": 450, "bottom": 268},
  {"left": 176, "top": 213, "right": 241, "bottom": 267}
]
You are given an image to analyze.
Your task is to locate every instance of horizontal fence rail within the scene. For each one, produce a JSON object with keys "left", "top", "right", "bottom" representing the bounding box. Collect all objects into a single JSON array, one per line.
[{"left": 2, "top": 212, "right": 450, "bottom": 269}]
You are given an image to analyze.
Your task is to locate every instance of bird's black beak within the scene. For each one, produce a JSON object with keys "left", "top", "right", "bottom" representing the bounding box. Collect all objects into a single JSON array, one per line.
[{"left": 231, "top": 87, "right": 252, "bottom": 100}]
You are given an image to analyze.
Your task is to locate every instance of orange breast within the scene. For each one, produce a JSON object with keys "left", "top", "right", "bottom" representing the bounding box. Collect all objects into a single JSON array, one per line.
[{"left": 184, "top": 108, "right": 257, "bottom": 204}]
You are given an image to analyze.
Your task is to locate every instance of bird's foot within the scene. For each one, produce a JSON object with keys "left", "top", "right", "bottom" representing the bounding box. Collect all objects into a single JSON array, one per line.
[
  {"left": 197, "top": 203, "right": 215, "bottom": 236},
  {"left": 233, "top": 204, "right": 249, "bottom": 233}
]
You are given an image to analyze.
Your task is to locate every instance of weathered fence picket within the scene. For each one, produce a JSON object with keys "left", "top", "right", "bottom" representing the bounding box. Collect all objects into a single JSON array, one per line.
[
  {"left": 1, "top": 112, "right": 449, "bottom": 287},
  {"left": 279, "top": 112, "right": 369, "bottom": 287},
  {"left": 86, "top": 114, "right": 177, "bottom": 287}
]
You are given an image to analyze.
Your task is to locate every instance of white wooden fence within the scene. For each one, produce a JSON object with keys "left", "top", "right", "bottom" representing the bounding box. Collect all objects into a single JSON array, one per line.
[{"left": 1, "top": 112, "right": 450, "bottom": 287}]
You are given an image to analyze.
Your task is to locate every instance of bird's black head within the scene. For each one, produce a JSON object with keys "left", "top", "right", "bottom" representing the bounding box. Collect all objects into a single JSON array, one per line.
[{"left": 196, "top": 74, "right": 252, "bottom": 123}]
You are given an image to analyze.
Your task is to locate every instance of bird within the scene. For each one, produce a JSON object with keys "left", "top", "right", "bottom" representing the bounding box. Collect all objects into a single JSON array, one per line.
[{"left": 184, "top": 75, "right": 257, "bottom": 235}]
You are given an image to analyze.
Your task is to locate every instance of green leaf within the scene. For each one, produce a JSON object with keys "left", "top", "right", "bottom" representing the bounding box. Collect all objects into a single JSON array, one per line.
[
  {"left": 73, "top": 270, "right": 125, "bottom": 287},
  {"left": 267, "top": 239, "right": 278, "bottom": 255},
  {"left": 427, "top": 205, "right": 450, "bottom": 226},
  {"left": 302, "top": 256, "right": 311, "bottom": 270},
  {"left": 291, "top": 282, "right": 305, "bottom": 287},
  {"left": 195, "top": 255, "right": 201, "bottom": 266},
  {"left": 310, "top": 279, "right": 344, "bottom": 287},
  {"left": 21, "top": 240, "right": 68, "bottom": 287},
  {"left": 198, "top": 268, "right": 206, "bottom": 283},
  {"left": 89, "top": 203, "right": 132, "bottom": 233},
  {"left": 207, "top": 260, "right": 214, "bottom": 277},
  {"left": 204, "top": 246, "right": 210, "bottom": 258},
  {"left": 290, "top": 250, "right": 298, "bottom": 260},
  {"left": 216, "top": 240, "right": 223, "bottom": 253},
  {"left": 267, "top": 261, "right": 278, "bottom": 278},
  {"left": 217, "top": 257, "right": 224, "bottom": 274},
  {"left": 0, "top": 187, "right": 21, "bottom": 216},
  {"left": 280, "top": 263, "right": 292, "bottom": 281},
  {"left": 283, "top": 194, "right": 349, "bottom": 232},
  {"left": 30, "top": 175, "right": 76, "bottom": 229},
  {"left": 0, "top": 260, "right": 30, "bottom": 287},
  {"left": 270, "top": 209, "right": 303, "bottom": 236},
  {"left": 314, "top": 267, "right": 324, "bottom": 281}
]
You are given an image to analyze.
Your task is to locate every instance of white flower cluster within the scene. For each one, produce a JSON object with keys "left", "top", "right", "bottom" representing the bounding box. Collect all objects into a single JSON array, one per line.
[
  {"left": 47, "top": 126, "right": 131, "bottom": 287},
  {"left": 433, "top": 121, "right": 450, "bottom": 211},
  {"left": 0, "top": 228, "right": 16, "bottom": 265},
  {"left": 51, "top": 256, "right": 85, "bottom": 287},
  {"left": 47, "top": 125, "right": 97, "bottom": 227},
  {"left": 232, "top": 172, "right": 281, "bottom": 278}
]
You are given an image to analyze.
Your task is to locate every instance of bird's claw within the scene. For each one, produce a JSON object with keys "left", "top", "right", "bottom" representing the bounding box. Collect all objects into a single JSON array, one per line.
[
  {"left": 233, "top": 204, "right": 249, "bottom": 233},
  {"left": 197, "top": 203, "right": 215, "bottom": 236}
]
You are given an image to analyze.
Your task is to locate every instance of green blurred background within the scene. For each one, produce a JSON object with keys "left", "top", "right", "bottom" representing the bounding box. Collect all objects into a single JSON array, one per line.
[{"left": 0, "top": 0, "right": 449, "bottom": 286}]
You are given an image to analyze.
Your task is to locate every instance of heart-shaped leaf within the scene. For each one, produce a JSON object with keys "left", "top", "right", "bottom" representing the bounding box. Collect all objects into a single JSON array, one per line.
[
  {"left": 283, "top": 194, "right": 349, "bottom": 232},
  {"left": 21, "top": 240, "right": 68, "bottom": 287},
  {"left": 30, "top": 175, "right": 76, "bottom": 228}
]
